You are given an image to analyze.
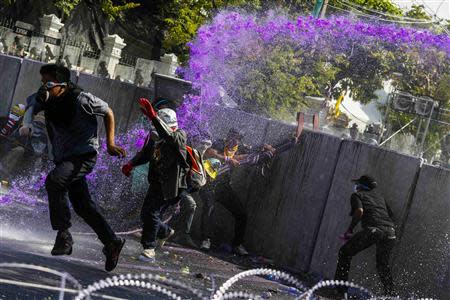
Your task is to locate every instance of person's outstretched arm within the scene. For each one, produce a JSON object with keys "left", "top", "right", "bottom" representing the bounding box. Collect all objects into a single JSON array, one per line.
[{"left": 104, "top": 108, "right": 126, "bottom": 157}]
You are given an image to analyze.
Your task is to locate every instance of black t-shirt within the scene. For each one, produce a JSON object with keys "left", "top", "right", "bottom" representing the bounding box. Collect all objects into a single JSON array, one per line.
[{"left": 350, "top": 189, "right": 395, "bottom": 229}]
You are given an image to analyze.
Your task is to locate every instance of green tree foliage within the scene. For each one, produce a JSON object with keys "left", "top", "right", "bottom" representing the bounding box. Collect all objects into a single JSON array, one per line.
[
  {"left": 329, "top": 0, "right": 403, "bottom": 16},
  {"left": 162, "top": 0, "right": 261, "bottom": 62},
  {"left": 0, "top": 0, "right": 15, "bottom": 5},
  {"left": 54, "top": 0, "right": 81, "bottom": 17},
  {"left": 54, "top": 0, "right": 140, "bottom": 21},
  {"left": 233, "top": 42, "right": 340, "bottom": 118},
  {"left": 404, "top": 4, "right": 431, "bottom": 20}
]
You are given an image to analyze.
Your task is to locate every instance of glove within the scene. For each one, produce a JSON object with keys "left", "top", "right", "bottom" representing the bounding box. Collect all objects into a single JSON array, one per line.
[
  {"left": 339, "top": 230, "right": 353, "bottom": 241},
  {"left": 19, "top": 125, "right": 32, "bottom": 136},
  {"left": 138, "top": 98, "right": 157, "bottom": 120},
  {"left": 121, "top": 162, "right": 134, "bottom": 177}
]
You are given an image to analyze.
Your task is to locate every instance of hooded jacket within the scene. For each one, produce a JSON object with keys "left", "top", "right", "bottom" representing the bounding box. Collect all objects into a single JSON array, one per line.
[{"left": 130, "top": 115, "right": 189, "bottom": 200}]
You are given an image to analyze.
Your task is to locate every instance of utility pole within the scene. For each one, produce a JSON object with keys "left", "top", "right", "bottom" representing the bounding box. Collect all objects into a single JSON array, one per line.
[
  {"left": 312, "top": 0, "right": 324, "bottom": 17},
  {"left": 320, "top": 0, "right": 329, "bottom": 18}
]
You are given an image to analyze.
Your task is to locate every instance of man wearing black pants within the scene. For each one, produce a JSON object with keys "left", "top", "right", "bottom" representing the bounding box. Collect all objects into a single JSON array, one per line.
[
  {"left": 334, "top": 175, "right": 396, "bottom": 296},
  {"left": 151, "top": 97, "right": 198, "bottom": 249},
  {"left": 32, "top": 64, "right": 126, "bottom": 271},
  {"left": 121, "top": 98, "right": 189, "bottom": 262}
]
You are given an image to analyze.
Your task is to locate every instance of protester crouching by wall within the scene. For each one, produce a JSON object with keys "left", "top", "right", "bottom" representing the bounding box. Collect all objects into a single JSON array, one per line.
[
  {"left": 334, "top": 175, "right": 396, "bottom": 297},
  {"left": 199, "top": 128, "right": 250, "bottom": 256}
]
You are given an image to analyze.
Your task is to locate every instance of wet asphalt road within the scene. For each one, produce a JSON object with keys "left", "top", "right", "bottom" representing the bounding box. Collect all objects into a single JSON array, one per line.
[{"left": 0, "top": 220, "right": 308, "bottom": 300}]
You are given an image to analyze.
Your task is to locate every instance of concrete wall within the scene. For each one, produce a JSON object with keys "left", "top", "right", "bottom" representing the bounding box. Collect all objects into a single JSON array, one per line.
[
  {"left": 309, "top": 141, "right": 421, "bottom": 294},
  {"left": 243, "top": 131, "right": 342, "bottom": 272},
  {"left": 0, "top": 55, "right": 21, "bottom": 116},
  {"left": 11, "top": 59, "right": 44, "bottom": 107},
  {"left": 392, "top": 165, "right": 450, "bottom": 298},
  {"left": 199, "top": 108, "right": 446, "bottom": 297}
]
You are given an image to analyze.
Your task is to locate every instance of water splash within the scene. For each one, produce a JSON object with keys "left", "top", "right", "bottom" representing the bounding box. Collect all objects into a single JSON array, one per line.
[
  {"left": 0, "top": 123, "right": 149, "bottom": 214},
  {"left": 182, "top": 11, "right": 449, "bottom": 119}
]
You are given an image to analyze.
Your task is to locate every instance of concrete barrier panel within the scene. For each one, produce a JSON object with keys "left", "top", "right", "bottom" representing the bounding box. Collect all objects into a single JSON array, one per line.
[
  {"left": 77, "top": 73, "right": 112, "bottom": 103},
  {"left": 240, "top": 131, "right": 342, "bottom": 271},
  {"left": 392, "top": 165, "right": 450, "bottom": 298},
  {"left": 207, "top": 106, "right": 269, "bottom": 147},
  {"left": 125, "top": 86, "right": 153, "bottom": 131},
  {"left": 104, "top": 81, "right": 138, "bottom": 133},
  {"left": 11, "top": 59, "right": 43, "bottom": 107},
  {"left": 263, "top": 119, "right": 297, "bottom": 146},
  {"left": 310, "top": 141, "right": 420, "bottom": 293},
  {"left": 0, "top": 54, "right": 21, "bottom": 117}
]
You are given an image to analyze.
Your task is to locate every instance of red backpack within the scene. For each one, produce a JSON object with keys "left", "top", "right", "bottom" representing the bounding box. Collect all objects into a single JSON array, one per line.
[{"left": 185, "top": 145, "right": 207, "bottom": 191}]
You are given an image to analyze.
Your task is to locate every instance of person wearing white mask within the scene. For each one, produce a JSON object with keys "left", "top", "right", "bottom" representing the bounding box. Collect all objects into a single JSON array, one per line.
[{"left": 122, "top": 98, "right": 189, "bottom": 262}]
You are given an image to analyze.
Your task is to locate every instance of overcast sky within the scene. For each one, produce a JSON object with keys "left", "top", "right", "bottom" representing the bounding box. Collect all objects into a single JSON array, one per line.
[{"left": 393, "top": 0, "right": 450, "bottom": 19}]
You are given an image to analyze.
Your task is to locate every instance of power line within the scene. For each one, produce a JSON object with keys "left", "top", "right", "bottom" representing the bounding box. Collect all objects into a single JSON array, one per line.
[
  {"left": 340, "top": 0, "right": 432, "bottom": 22},
  {"left": 423, "top": 131, "right": 450, "bottom": 154},
  {"left": 435, "top": 0, "right": 447, "bottom": 14},
  {"left": 414, "top": 0, "right": 450, "bottom": 35},
  {"left": 328, "top": 2, "right": 439, "bottom": 24}
]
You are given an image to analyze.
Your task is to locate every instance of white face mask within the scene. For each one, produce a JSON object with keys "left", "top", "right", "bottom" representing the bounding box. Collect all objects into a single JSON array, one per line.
[{"left": 353, "top": 184, "right": 359, "bottom": 193}]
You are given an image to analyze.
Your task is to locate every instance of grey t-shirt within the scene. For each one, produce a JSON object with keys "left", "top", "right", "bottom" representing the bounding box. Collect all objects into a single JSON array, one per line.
[{"left": 34, "top": 92, "right": 109, "bottom": 162}]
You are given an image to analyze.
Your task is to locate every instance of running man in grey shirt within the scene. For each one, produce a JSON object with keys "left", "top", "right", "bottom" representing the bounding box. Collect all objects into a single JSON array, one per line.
[{"left": 30, "top": 64, "right": 126, "bottom": 271}]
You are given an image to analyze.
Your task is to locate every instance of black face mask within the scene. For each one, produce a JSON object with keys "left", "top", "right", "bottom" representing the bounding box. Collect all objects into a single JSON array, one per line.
[{"left": 36, "top": 85, "right": 51, "bottom": 104}]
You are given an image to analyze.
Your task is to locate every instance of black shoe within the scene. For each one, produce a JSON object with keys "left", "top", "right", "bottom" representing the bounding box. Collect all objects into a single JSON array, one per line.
[
  {"left": 103, "top": 238, "right": 126, "bottom": 272},
  {"left": 51, "top": 230, "right": 73, "bottom": 256}
]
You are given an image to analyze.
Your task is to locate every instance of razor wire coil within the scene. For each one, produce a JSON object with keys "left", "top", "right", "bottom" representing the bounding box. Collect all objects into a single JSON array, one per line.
[
  {"left": 212, "top": 268, "right": 307, "bottom": 300},
  {"left": 74, "top": 272, "right": 205, "bottom": 300},
  {"left": 0, "top": 263, "right": 439, "bottom": 299},
  {"left": 298, "top": 279, "right": 374, "bottom": 300}
]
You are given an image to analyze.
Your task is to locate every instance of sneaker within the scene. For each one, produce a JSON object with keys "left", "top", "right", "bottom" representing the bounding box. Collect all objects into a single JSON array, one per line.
[
  {"left": 103, "top": 238, "right": 126, "bottom": 272},
  {"left": 233, "top": 244, "right": 249, "bottom": 256},
  {"left": 173, "top": 233, "right": 198, "bottom": 249},
  {"left": 51, "top": 230, "right": 73, "bottom": 256},
  {"left": 139, "top": 248, "right": 156, "bottom": 262},
  {"left": 200, "top": 238, "right": 211, "bottom": 251},
  {"left": 156, "top": 228, "right": 175, "bottom": 250}
]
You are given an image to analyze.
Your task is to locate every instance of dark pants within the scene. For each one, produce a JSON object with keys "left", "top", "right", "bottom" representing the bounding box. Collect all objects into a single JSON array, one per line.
[
  {"left": 178, "top": 190, "right": 196, "bottom": 234},
  {"left": 335, "top": 227, "right": 396, "bottom": 295},
  {"left": 45, "top": 153, "right": 117, "bottom": 246},
  {"left": 200, "top": 179, "right": 247, "bottom": 246},
  {"left": 140, "top": 184, "right": 181, "bottom": 249}
]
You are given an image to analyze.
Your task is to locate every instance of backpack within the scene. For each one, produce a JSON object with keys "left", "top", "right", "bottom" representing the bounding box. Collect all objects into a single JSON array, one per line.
[{"left": 185, "top": 145, "right": 207, "bottom": 191}]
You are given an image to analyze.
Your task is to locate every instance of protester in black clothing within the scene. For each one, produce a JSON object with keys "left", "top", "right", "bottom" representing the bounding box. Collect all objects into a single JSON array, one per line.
[
  {"left": 32, "top": 64, "right": 126, "bottom": 272},
  {"left": 199, "top": 128, "right": 251, "bottom": 255},
  {"left": 152, "top": 97, "right": 198, "bottom": 249},
  {"left": 334, "top": 175, "right": 396, "bottom": 296},
  {"left": 121, "top": 98, "right": 189, "bottom": 262}
]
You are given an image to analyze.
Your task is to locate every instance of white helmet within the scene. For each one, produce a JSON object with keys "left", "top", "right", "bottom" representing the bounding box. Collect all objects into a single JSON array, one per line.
[{"left": 158, "top": 108, "right": 178, "bottom": 128}]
